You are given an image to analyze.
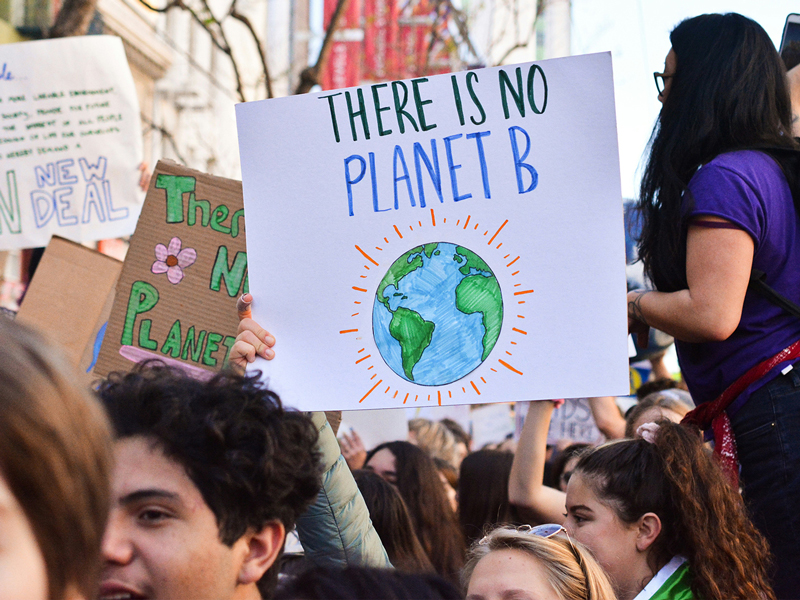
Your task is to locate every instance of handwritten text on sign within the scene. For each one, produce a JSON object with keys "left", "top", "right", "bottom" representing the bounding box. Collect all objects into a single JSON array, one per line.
[{"left": 0, "top": 36, "right": 143, "bottom": 249}]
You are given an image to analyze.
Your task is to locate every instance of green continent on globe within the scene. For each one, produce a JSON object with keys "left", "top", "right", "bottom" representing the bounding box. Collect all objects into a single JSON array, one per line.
[
  {"left": 455, "top": 246, "right": 492, "bottom": 276},
  {"left": 376, "top": 245, "right": 425, "bottom": 310},
  {"left": 389, "top": 306, "right": 435, "bottom": 381},
  {"left": 455, "top": 273, "right": 503, "bottom": 361}
]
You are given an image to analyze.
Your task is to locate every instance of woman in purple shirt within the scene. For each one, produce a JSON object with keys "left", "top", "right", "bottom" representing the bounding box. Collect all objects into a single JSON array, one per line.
[{"left": 627, "top": 13, "right": 800, "bottom": 597}]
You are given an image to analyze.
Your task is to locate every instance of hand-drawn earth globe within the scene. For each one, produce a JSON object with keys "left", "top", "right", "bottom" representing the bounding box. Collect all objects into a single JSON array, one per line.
[{"left": 372, "top": 242, "right": 503, "bottom": 386}]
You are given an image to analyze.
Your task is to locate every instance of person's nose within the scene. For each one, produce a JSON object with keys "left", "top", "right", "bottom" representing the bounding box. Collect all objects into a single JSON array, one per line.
[{"left": 101, "top": 511, "right": 135, "bottom": 565}]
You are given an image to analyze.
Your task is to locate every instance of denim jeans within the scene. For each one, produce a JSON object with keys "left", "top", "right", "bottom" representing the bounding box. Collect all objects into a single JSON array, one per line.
[{"left": 731, "top": 366, "right": 800, "bottom": 599}]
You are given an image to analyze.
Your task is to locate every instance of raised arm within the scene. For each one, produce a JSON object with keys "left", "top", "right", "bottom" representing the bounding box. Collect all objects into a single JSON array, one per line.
[{"left": 508, "top": 400, "right": 567, "bottom": 524}]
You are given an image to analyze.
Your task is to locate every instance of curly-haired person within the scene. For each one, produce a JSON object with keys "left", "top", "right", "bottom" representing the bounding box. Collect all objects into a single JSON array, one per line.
[{"left": 96, "top": 363, "right": 323, "bottom": 600}]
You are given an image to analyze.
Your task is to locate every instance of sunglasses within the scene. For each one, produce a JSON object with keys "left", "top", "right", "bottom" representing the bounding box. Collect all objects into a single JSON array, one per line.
[{"left": 478, "top": 523, "right": 565, "bottom": 545}]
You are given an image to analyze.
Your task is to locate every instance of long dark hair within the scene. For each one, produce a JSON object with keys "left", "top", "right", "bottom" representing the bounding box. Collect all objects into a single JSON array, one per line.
[
  {"left": 638, "top": 13, "right": 798, "bottom": 291},
  {"left": 457, "top": 450, "right": 518, "bottom": 544},
  {"left": 352, "top": 469, "right": 435, "bottom": 574},
  {"left": 575, "top": 421, "right": 774, "bottom": 600},
  {"left": 365, "top": 441, "right": 466, "bottom": 584}
]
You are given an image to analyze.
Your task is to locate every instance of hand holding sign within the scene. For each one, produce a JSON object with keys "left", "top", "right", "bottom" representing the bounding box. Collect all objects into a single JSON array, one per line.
[{"left": 229, "top": 293, "right": 276, "bottom": 373}]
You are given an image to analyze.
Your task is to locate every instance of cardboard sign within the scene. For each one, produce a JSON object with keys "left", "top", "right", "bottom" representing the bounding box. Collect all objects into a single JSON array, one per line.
[
  {"left": 0, "top": 36, "right": 143, "bottom": 250},
  {"left": 15, "top": 236, "right": 122, "bottom": 381},
  {"left": 94, "top": 161, "right": 246, "bottom": 379},
  {"left": 236, "top": 53, "right": 629, "bottom": 411}
]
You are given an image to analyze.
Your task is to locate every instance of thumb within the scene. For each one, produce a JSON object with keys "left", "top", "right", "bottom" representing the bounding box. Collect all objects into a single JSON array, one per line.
[{"left": 237, "top": 293, "right": 253, "bottom": 322}]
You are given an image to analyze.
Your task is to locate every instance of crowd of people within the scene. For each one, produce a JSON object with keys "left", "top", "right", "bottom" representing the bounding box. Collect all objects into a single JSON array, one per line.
[{"left": 3, "top": 10, "right": 800, "bottom": 600}]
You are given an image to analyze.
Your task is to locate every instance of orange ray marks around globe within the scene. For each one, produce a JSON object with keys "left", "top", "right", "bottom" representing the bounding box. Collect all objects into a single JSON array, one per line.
[
  {"left": 514, "top": 290, "right": 534, "bottom": 296},
  {"left": 490, "top": 368, "right": 498, "bottom": 372},
  {"left": 481, "top": 377, "right": 487, "bottom": 384},
  {"left": 507, "top": 256, "right": 520, "bottom": 267},
  {"left": 393, "top": 225, "right": 403, "bottom": 239},
  {"left": 443, "top": 217, "right": 447, "bottom": 224},
  {"left": 376, "top": 246, "right": 383, "bottom": 251},
  {"left": 409, "top": 225, "right": 414, "bottom": 230},
  {"left": 371, "top": 374, "right": 377, "bottom": 380},
  {"left": 474, "top": 223, "right": 480, "bottom": 230},
  {"left": 353, "top": 286, "right": 368, "bottom": 292},
  {"left": 518, "top": 301, "right": 526, "bottom": 304},
  {"left": 462, "top": 387, "right": 466, "bottom": 393},
  {"left": 506, "top": 351, "right": 513, "bottom": 356},
  {"left": 340, "top": 329, "right": 359, "bottom": 334},
  {"left": 427, "top": 395, "right": 431, "bottom": 402},
  {"left": 511, "top": 341, "right": 518, "bottom": 345},
  {"left": 430, "top": 208, "right": 436, "bottom": 226},
  {"left": 496, "top": 243, "right": 503, "bottom": 249},
  {"left": 512, "top": 271, "right": 520, "bottom": 276},
  {"left": 463, "top": 215, "right": 471, "bottom": 229},
  {"left": 418, "top": 220, "right": 422, "bottom": 227},
  {"left": 354, "top": 301, "right": 362, "bottom": 305},
  {"left": 498, "top": 359, "right": 524, "bottom": 375},
  {"left": 384, "top": 237, "right": 389, "bottom": 243},
  {"left": 457, "top": 219, "right": 461, "bottom": 226},
  {"left": 385, "top": 385, "right": 391, "bottom": 393},
  {"left": 393, "top": 390, "right": 399, "bottom": 399},
  {"left": 415, "top": 395, "right": 419, "bottom": 401},
  {"left": 368, "top": 365, "right": 374, "bottom": 370},
  {"left": 359, "top": 379, "right": 383, "bottom": 403},
  {"left": 364, "top": 265, "right": 371, "bottom": 270},
  {"left": 351, "top": 313, "right": 359, "bottom": 317},
  {"left": 471, "top": 381, "right": 481, "bottom": 395},
  {"left": 512, "top": 328, "right": 528, "bottom": 335},
  {"left": 358, "top": 348, "right": 365, "bottom": 353},
  {"left": 484, "top": 231, "right": 488, "bottom": 236},
  {"left": 514, "top": 283, "right": 521, "bottom": 287},
  {"left": 360, "top": 275, "right": 368, "bottom": 278},
  {"left": 489, "top": 220, "right": 508, "bottom": 245},
  {"left": 448, "top": 390, "right": 452, "bottom": 398},
  {"left": 437, "top": 390, "right": 441, "bottom": 406},
  {"left": 517, "top": 315, "right": 525, "bottom": 319},
  {"left": 356, "top": 354, "right": 371, "bottom": 364},
  {"left": 403, "top": 393, "right": 409, "bottom": 404}
]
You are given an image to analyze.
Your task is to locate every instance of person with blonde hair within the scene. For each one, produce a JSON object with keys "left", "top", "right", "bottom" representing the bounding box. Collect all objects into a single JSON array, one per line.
[
  {"left": 0, "top": 318, "right": 113, "bottom": 600},
  {"left": 462, "top": 525, "right": 617, "bottom": 600},
  {"left": 408, "top": 418, "right": 459, "bottom": 468}
]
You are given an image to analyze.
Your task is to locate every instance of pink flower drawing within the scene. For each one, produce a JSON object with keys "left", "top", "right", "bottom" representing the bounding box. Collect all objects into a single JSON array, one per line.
[{"left": 152, "top": 237, "right": 196, "bottom": 284}]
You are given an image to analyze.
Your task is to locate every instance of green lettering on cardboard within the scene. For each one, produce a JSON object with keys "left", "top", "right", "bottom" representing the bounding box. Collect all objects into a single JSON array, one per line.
[
  {"left": 138, "top": 319, "right": 158, "bottom": 350},
  {"left": 210, "top": 205, "right": 231, "bottom": 235},
  {"left": 210, "top": 246, "right": 247, "bottom": 297},
  {"left": 222, "top": 335, "right": 237, "bottom": 364},
  {"left": 230, "top": 208, "right": 244, "bottom": 238},
  {"left": 161, "top": 320, "right": 182, "bottom": 358},
  {"left": 155, "top": 174, "right": 196, "bottom": 223},
  {"left": 202, "top": 332, "right": 223, "bottom": 366},
  {"left": 121, "top": 281, "right": 159, "bottom": 345},
  {"left": 187, "top": 193, "right": 210, "bottom": 227},
  {"left": 181, "top": 326, "right": 207, "bottom": 362}
]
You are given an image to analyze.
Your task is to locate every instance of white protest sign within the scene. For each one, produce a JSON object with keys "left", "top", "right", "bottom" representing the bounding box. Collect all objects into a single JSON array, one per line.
[
  {"left": 0, "top": 36, "right": 143, "bottom": 250},
  {"left": 236, "top": 53, "right": 629, "bottom": 411},
  {"left": 547, "top": 398, "right": 605, "bottom": 445},
  {"left": 340, "top": 407, "right": 409, "bottom": 451}
]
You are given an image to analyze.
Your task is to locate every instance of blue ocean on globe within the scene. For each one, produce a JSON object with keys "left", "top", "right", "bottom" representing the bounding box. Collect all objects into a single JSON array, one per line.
[{"left": 372, "top": 242, "right": 502, "bottom": 386}]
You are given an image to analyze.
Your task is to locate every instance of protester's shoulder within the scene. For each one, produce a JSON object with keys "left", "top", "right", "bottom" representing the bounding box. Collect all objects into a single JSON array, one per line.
[{"left": 693, "top": 150, "right": 786, "bottom": 188}]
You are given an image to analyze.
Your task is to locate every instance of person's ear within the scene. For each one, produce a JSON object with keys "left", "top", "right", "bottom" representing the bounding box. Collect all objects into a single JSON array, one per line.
[
  {"left": 237, "top": 520, "right": 286, "bottom": 585},
  {"left": 635, "top": 512, "right": 662, "bottom": 553}
]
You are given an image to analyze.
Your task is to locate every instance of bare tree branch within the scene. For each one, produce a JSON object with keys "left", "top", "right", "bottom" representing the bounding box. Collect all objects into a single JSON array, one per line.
[
  {"left": 49, "top": 0, "right": 98, "bottom": 37},
  {"left": 141, "top": 112, "right": 189, "bottom": 165},
  {"left": 295, "top": 0, "right": 351, "bottom": 94},
  {"left": 229, "top": 1, "right": 273, "bottom": 98}
]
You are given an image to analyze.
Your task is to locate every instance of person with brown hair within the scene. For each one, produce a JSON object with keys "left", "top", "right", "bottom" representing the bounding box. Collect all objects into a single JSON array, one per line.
[
  {"left": 365, "top": 441, "right": 466, "bottom": 585},
  {"left": 511, "top": 400, "right": 774, "bottom": 600},
  {"left": 462, "top": 525, "right": 617, "bottom": 600},
  {"left": 624, "top": 390, "right": 692, "bottom": 439},
  {"left": 352, "top": 469, "right": 434, "bottom": 574},
  {"left": 0, "top": 318, "right": 113, "bottom": 600},
  {"left": 458, "top": 450, "right": 518, "bottom": 545}
]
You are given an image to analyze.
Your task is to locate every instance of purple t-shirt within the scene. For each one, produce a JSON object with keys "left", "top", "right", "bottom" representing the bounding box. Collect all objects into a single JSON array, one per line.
[{"left": 677, "top": 150, "right": 800, "bottom": 411}]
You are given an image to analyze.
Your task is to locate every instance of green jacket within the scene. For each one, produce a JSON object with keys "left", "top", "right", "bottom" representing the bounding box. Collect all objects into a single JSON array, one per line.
[{"left": 295, "top": 412, "right": 392, "bottom": 569}]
